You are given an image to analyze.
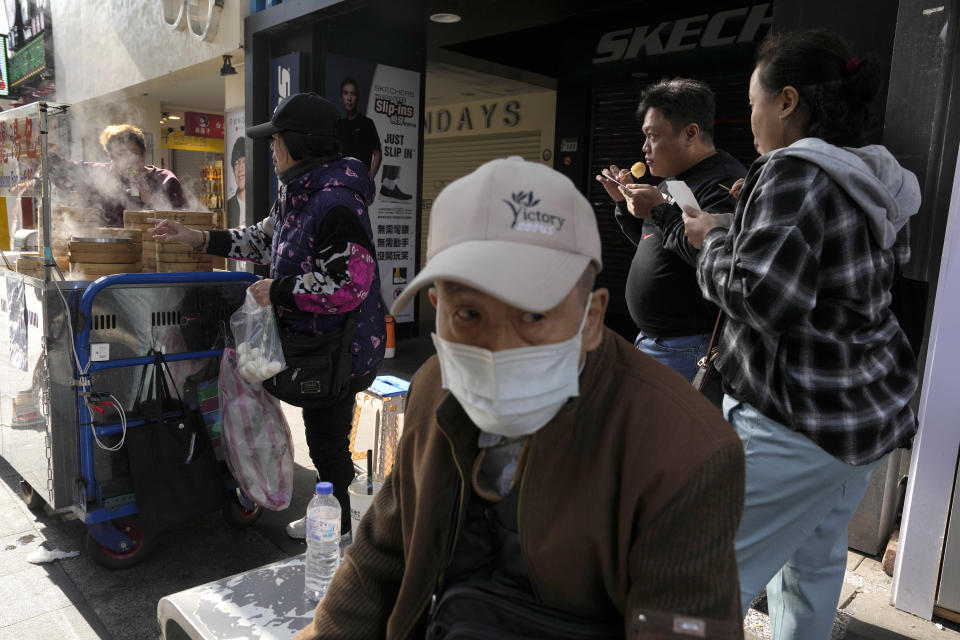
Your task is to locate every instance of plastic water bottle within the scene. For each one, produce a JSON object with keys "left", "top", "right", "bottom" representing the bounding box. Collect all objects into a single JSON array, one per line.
[{"left": 304, "top": 481, "right": 341, "bottom": 602}]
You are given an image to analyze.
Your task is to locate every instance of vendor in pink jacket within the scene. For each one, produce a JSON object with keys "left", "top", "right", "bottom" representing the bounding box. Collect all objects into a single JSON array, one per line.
[{"left": 50, "top": 124, "right": 185, "bottom": 226}]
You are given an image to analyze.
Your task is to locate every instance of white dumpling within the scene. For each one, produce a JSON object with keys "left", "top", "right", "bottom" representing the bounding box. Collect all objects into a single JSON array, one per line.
[
  {"left": 239, "top": 362, "right": 259, "bottom": 384},
  {"left": 264, "top": 361, "right": 284, "bottom": 377}
]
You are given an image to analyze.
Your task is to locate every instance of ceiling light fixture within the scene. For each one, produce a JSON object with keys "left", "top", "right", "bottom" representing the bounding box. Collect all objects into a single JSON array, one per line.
[
  {"left": 220, "top": 54, "right": 238, "bottom": 76},
  {"left": 429, "top": 12, "right": 461, "bottom": 23}
]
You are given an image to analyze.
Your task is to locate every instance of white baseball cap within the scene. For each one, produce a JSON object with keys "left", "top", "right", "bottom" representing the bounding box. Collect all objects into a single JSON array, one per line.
[{"left": 390, "top": 156, "right": 602, "bottom": 314}]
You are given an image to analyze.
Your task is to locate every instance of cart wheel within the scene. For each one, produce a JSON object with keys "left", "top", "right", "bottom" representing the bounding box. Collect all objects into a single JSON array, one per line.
[
  {"left": 222, "top": 489, "right": 262, "bottom": 529},
  {"left": 86, "top": 519, "right": 155, "bottom": 570},
  {"left": 19, "top": 480, "right": 44, "bottom": 511}
]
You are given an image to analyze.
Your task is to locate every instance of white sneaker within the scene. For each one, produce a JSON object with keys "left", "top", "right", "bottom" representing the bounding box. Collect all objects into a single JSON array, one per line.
[{"left": 286, "top": 515, "right": 306, "bottom": 540}]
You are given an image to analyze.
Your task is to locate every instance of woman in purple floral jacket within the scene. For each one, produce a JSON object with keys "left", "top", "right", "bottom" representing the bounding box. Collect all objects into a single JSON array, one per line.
[{"left": 150, "top": 93, "right": 385, "bottom": 538}]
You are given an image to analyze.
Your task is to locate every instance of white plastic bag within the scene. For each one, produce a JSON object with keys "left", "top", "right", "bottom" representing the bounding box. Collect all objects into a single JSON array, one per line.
[
  {"left": 219, "top": 347, "right": 294, "bottom": 511},
  {"left": 229, "top": 289, "right": 286, "bottom": 384}
]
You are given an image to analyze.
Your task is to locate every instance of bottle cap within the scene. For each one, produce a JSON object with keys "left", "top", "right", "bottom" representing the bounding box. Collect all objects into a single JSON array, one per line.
[{"left": 315, "top": 481, "right": 334, "bottom": 495}]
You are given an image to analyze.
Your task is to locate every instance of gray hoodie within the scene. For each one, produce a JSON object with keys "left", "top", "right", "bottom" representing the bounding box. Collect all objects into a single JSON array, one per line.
[{"left": 769, "top": 137, "right": 921, "bottom": 250}]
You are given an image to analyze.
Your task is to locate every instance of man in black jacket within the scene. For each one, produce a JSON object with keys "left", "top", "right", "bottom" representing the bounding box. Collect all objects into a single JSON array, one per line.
[{"left": 596, "top": 78, "right": 746, "bottom": 381}]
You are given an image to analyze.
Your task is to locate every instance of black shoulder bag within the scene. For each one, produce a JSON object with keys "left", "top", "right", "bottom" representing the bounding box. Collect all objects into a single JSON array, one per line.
[
  {"left": 262, "top": 308, "right": 360, "bottom": 409},
  {"left": 426, "top": 581, "right": 623, "bottom": 640},
  {"left": 125, "top": 351, "right": 225, "bottom": 532}
]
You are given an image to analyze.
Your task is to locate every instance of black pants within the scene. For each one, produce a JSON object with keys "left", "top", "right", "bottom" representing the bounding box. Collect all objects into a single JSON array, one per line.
[
  {"left": 302, "top": 395, "right": 356, "bottom": 534},
  {"left": 301, "top": 373, "right": 375, "bottom": 534}
]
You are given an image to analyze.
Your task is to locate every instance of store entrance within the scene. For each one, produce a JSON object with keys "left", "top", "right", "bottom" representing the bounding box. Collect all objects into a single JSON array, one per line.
[
  {"left": 416, "top": 62, "right": 557, "bottom": 333},
  {"left": 171, "top": 149, "right": 224, "bottom": 225}
]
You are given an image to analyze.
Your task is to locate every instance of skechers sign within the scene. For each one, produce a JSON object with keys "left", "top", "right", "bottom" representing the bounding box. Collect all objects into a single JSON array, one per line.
[{"left": 593, "top": 4, "right": 772, "bottom": 63}]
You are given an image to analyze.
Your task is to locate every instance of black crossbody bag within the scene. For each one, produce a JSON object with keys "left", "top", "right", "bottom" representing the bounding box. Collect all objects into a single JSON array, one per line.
[{"left": 262, "top": 308, "right": 360, "bottom": 409}]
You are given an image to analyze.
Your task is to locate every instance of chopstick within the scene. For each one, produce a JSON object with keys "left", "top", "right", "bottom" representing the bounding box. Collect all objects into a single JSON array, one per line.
[
  {"left": 717, "top": 183, "right": 733, "bottom": 193},
  {"left": 602, "top": 169, "right": 630, "bottom": 187}
]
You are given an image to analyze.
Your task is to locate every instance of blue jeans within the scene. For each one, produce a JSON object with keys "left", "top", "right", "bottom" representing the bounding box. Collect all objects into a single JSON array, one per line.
[
  {"left": 634, "top": 331, "right": 710, "bottom": 382},
  {"left": 723, "top": 395, "right": 879, "bottom": 640}
]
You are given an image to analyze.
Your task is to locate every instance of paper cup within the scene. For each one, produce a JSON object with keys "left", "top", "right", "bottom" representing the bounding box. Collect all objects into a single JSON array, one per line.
[{"left": 348, "top": 476, "right": 383, "bottom": 527}]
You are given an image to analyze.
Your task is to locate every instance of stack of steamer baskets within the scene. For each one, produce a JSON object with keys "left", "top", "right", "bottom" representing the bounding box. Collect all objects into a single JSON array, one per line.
[
  {"left": 15, "top": 253, "right": 70, "bottom": 279},
  {"left": 123, "top": 210, "right": 215, "bottom": 272},
  {"left": 68, "top": 234, "right": 140, "bottom": 279}
]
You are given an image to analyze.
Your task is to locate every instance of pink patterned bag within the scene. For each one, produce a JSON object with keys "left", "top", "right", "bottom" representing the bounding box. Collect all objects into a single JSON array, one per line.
[{"left": 219, "top": 347, "right": 294, "bottom": 510}]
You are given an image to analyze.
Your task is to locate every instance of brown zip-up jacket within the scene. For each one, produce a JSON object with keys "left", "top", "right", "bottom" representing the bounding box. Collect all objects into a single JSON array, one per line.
[{"left": 294, "top": 328, "right": 745, "bottom": 639}]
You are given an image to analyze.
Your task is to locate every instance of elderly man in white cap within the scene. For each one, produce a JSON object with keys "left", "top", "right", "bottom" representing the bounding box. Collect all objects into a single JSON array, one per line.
[{"left": 294, "top": 157, "right": 745, "bottom": 640}]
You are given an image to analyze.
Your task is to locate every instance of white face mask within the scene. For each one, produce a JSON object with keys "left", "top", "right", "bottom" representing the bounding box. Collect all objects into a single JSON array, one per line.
[{"left": 431, "top": 294, "right": 593, "bottom": 438}]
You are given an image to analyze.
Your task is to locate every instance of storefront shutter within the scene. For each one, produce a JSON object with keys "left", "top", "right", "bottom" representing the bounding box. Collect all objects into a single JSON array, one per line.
[
  {"left": 415, "top": 130, "right": 542, "bottom": 329},
  {"left": 420, "top": 130, "right": 542, "bottom": 270},
  {"left": 589, "top": 83, "right": 649, "bottom": 328}
]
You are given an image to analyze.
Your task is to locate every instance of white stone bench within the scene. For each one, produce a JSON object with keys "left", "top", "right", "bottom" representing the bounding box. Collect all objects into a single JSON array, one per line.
[{"left": 158, "top": 554, "right": 315, "bottom": 640}]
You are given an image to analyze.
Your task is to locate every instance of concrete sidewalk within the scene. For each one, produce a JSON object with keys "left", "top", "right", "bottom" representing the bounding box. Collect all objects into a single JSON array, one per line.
[
  {"left": 0, "top": 337, "right": 958, "bottom": 638},
  {"left": 743, "top": 550, "right": 960, "bottom": 639},
  {"left": 0, "top": 460, "right": 109, "bottom": 639},
  {"left": 4, "top": 452, "right": 958, "bottom": 640}
]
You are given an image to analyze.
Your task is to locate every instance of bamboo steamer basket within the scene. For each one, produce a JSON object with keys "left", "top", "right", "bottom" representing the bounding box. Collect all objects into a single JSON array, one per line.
[
  {"left": 124, "top": 210, "right": 214, "bottom": 272},
  {"left": 124, "top": 210, "right": 213, "bottom": 226},
  {"left": 15, "top": 254, "right": 70, "bottom": 278},
  {"left": 127, "top": 225, "right": 156, "bottom": 271},
  {"left": 156, "top": 261, "right": 213, "bottom": 273},
  {"left": 154, "top": 241, "right": 206, "bottom": 254},
  {"left": 156, "top": 251, "right": 213, "bottom": 264},
  {"left": 156, "top": 240, "right": 213, "bottom": 271},
  {"left": 97, "top": 227, "right": 141, "bottom": 244},
  {"left": 68, "top": 237, "right": 139, "bottom": 264},
  {"left": 97, "top": 228, "right": 143, "bottom": 271},
  {"left": 122, "top": 221, "right": 154, "bottom": 239},
  {"left": 16, "top": 253, "right": 45, "bottom": 278},
  {"left": 155, "top": 240, "right": 211, "bottom": 264},
  {"left": 15, "top": 254, "right": 43, "bottom": 278}
]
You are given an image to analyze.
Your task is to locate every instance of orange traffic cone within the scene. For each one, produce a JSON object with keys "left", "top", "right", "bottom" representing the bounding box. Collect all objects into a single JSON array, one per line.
[{"left": 384, "top": 314, "right": 396, "bottom": 358}]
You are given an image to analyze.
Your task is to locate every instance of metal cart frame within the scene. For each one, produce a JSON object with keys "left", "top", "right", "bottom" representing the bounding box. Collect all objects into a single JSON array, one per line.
[
  {"left": 74, "top": 272, "right": 258, "bottom": 565},
  {"left": 0, "top": 269, "right": 260, "bottom": 567},
  {"left": 0, "top": 101, "right": 263, "bottom": 567}
]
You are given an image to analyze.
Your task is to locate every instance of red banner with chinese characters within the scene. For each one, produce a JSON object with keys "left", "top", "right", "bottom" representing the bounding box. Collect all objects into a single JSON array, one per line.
[{"left": 184, "top": 111, "right": 224, "bottom": 139}]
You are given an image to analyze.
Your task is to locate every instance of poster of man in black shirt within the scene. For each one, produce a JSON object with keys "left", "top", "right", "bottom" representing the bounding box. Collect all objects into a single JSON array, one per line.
[
  {"left": 336, "top": 77, "right": 382, "bottom": 177},
  {"left": 326, "top": 54, "right": 421, "bottom": 320}
]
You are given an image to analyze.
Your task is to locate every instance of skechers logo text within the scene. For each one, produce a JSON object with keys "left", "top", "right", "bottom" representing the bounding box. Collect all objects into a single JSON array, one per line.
[{"left": 505, "top": 192, "right": 565, "bottom": 235}]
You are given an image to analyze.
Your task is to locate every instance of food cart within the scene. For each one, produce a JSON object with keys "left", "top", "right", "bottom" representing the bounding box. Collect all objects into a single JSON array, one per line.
[{"left": 0, "top": 102, "right": 258, "bottom": 568}]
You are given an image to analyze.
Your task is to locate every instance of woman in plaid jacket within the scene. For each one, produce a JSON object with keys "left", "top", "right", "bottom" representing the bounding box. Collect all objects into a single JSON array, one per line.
[{"left": 684, "top": 30, "right": 921, "bottom": 640}]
